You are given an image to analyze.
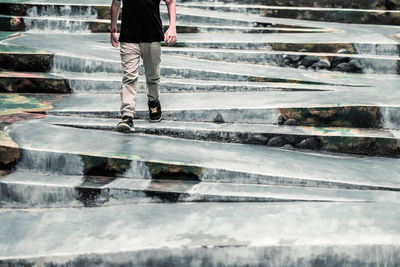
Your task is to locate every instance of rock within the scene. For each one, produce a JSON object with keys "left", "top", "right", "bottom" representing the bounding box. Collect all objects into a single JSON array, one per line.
[
  {"left": 348, "top": 59, "right": 363, "bottom": 73},
  {"left": 285, "top": 135, "right": 298, "bottom": 144},
  {"left": 330, "top": 49, "right": 353, "bottom": 69},
  {"left": 297, "top": 137, "right": 320, "bottom": 149},
  {"left": 248, "top": 134, "right": 269, "bottom": 144},
  {"left": 298, "top": 55, "right": 320, "bottom": 68},
  {"left": 284, "top": 49, "right": 308, "bottom": 64},
  {"left": 283, "top": 118, "right": 300, "bottom": 126},
  {"left": 333, "top": 59, "right": 363, "bottom": 73},
  {"left": 333, "top": 62, "right": 352, "bottom": 72},
  {"left": 330, "top": 56, "right": 352, "bottom": 69},
  {"left": 277, "top": 115, "right": 286, "bottom": 125},
  {"left": 267, "top": 136, "right": 287, "bottom": 147},
  {"left": 310, "top": 59, "right": 330, "bottom": 70},
  {"left": 282, "top": 58, "right": 293, "bottom": 67},
  {"left": 337, "top": 49, "right": 352, "bottom": 54},
  {"left": 281, "top": 144, "right": 294, "bottom": 149},
  {"left": 213, "top": 113, "right": 225, "bottom": 123},
  {"left": 284, "top": 54, "right": 302, "bottom": 64},
  {"left": 298, "top": 65, "right": 306, "bottom": 70}
]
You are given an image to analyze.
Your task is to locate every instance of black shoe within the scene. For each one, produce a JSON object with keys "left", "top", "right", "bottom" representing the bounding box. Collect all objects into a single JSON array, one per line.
[
  {"left": 117, "top": 116, "right": 134, "bottom": 133},
  {"left": 148, "top": 99, "right": 162, "bottom": 122}
]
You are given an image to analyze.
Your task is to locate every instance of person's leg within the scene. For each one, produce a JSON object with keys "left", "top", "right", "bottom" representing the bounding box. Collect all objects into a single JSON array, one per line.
[
  {"left": 118, "top": 42, "right": 140, "bottom": 132},
  {"left": 140, "top": 42, "right": 162, "bottom": 122},
  {"left": 140, "top": 42, "right": 161, "bottom": 101},
  {"left": 120, "top": 42, "right": 141, "bottom": 118}
]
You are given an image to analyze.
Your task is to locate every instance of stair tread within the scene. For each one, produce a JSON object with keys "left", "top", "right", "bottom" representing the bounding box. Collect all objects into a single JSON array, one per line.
[
  {"left": 1, "top": 202, "right": 400, "bottom": 262},
  {"left": 2, "top": 171, "right": 400, "bottom": 204}
]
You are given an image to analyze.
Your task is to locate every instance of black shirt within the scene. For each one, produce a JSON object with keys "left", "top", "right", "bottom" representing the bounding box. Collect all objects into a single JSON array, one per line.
[{"left": 119, "top": 0, "right": 164, "bottom": 43}]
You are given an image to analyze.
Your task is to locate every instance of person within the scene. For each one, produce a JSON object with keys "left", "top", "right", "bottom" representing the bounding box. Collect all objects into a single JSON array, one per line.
[{"left": 109, "top": 0, "right": 177, "bottom": 133}]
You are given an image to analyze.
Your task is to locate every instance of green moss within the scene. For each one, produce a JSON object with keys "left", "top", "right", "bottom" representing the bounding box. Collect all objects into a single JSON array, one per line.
[
  {"left": 0, "top": 53, "right": 53, "bottom": 72},
  {"left": 279, "top": 106, "right": 380, "bottom": 128},
  {"left": 81, "top": 155, "right": 132, "bottom": 176},
  {"left": 249, "top": 76, "right": 324, "bottom": 85},
  {"left": 260, "top": 8, "right": 400, "bottom": 25},
  {"left": 0, "top": 94, "right": 41, "bottom": 114},
  {"left": 0, "top": 15, "right": 26, "bottom": 31},
  {"left": 0, "top": 131, "right": 20, "bottom": 168},
  {"left": 0, "top": 31, "right": 19, "bottom": 41},
  {"left": 319, "top": 136, "right": 399, "bottom": 156},
  {"left": 268, "top": 43, "right": 355, "bottom": 53},
  {"left": 146, "top": 162, "right": 203, "bottom": 181},
  {"left": 0, "top": 76, "right": 70, "bottom": 93}
]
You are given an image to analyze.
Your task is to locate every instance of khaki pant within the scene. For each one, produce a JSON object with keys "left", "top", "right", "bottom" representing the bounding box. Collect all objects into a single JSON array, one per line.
[{"left": 120, "top": 42, "right": 161, "bottom": 117}]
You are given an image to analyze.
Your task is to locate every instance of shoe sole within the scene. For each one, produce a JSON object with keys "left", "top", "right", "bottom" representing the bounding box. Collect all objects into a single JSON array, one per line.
[
  {"left": 149, "top": 114, "right": 162, "bottom": 123},
  {"left": 116, "top": 123, "right": 135, "bottom": 133}
]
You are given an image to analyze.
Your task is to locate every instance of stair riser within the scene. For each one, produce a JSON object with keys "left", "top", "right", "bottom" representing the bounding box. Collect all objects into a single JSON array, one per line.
[
  {"left": 170, "top": 42, "right": 400, "bottom": 57},
  {"left": 3, "top": 3, "right": 324, "bottom": 31},
  {"left": 178, "top": 0, "right": 400, "bottom": 10},
  {"left": 163, "top": 50, "right": 400, "bottom": 74},
  {"left": 0, "top": 76, "right": 71, "bottom": 94},
  {"left": 0, "top": 53, "right": 53, "bottom": 72},
  {"left": 3, "top": 245, "right": 400, "bottom": 267},
  {"left": 2, "top": 146, "right": 397, "bottom": 191},
  {"left": 0, "top": 181, "right": 314, "bottom": 208},
  {"left": 53, "top": 56, "right": 325, "bottom": 85},
  {"left": 260, "top": 8, "right": 400, "bottom": 25},
  {"left": 7, "top": 50, "right": 398, "bottom": 77},
  {"left": 0, "top": 3, "right": 98, "bottom": 18},
  {"left": 0, "top": 15, "right": 272, "bottom": 34},
  {"left": 67, "top": 79, "right": 323, "bottom": 93},
  {"left": 179, "top": 4, "right": 400, "bottom": 25},
  {"left": 1, "top": 3, "right": 255, "bottom": 27},
  {"left": 162, "top": 13, "right": 254, "bottom": 27}
]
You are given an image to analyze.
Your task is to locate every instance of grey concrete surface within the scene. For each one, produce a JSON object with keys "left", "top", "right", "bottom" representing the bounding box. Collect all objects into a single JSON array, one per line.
[{"left": 1, "top": 202, "right": 400, "bottom": 265}]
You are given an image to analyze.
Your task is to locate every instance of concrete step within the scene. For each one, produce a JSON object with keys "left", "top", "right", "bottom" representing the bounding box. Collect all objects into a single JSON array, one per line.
[
  {"left": 162, "top": 47, "right": 400, "bottom": 74},
  {"left": 45, "top": 116, "right": 400, "bottom": 157},
  {"left": 61, "top": 73, "right": 332, "bottom": 93},
  {"left": 1, "top": 202, "right": 400, "bottom": 265},
  {"left": 4, "top": 170, "right": 400, "bottom": 208},
  {"left": 3, "top": 120, "right": 400, "bottom": 190},
  {"left": 175, "top": 3, "right": 400, "bottom": 25},
  {"left": 45, "top": 92, "right": 400, "bottom": 129},
  {"left": 0, "top": 2, "right": 327, "bottom": 29},
  {"left": 3, "top": 14, "right": 283, "bottom": 33},
  {"left": 3, "top": 33, "right": 398, "bottom": 86},
  {"left": 0, "top": 71, "right": 70, "bottom": 93},
  {"left": 176, "top": 2, "right": 400, "bottom": 15},
  {"left": 51, "top": 54, "right": 341, "bottom": 86},
  {"left": 259, "top": 6, "right": 400, "bottom": 25},
  {"left": 2, "top": 42, "right": 397, "bottom": 78},
  {"left": 0, "top": 15, "right": 326, "bottom": 34},
  {"left": 178, "top": 0, "right": 400, "bottom": 10},
  {"left": 0, "top": 0, "right": 398, "bottom": 10},
  {"left": 174, "top": 40, "right": 400, "bottom": 55},
  {"left": 0, "top": 44, "right": 53, "bottom": 72}
]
